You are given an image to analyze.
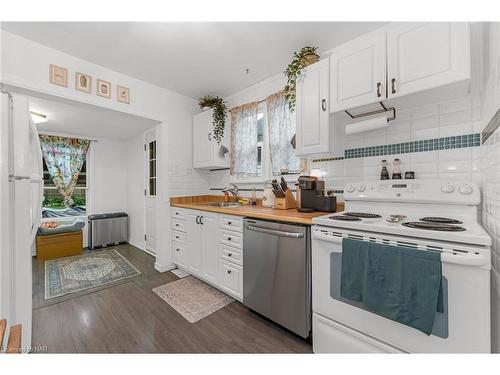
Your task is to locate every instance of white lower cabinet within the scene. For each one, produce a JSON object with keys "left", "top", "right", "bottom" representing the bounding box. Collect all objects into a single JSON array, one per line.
[
  {"left": 200, "top": 212, "right": 218, "bottom": 285},
  {"left": 218, "top": 259, "right": 243, "bottom": 300},
  {"left": 170, "top": 209, "right": 244, "bottom": 301}
]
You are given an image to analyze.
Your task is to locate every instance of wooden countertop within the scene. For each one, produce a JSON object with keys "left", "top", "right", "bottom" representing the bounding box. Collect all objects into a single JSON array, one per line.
[{"left": 170, "top": 195, "right": 344, "bottom": 225}]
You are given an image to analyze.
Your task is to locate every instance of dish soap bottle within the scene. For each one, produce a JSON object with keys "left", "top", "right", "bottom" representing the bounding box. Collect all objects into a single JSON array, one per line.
[
  {"left": 380, "top": 160, "right": 390, "bottom": 180},
  {"left": 392, "top": 158, "right": 402, "bottom": 179}
]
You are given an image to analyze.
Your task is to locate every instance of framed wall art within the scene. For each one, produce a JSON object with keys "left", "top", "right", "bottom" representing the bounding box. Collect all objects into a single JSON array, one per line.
[
  {"left": 117, "top": 85, "right": 130, "bottom": 104},
  {"left": 75, "top": 72, "right": 92, "bottom": 93},
  {"left": 49, "top": 64, "right": 68, "bottom": 87},
  {"left": 96, "top": 79, "right": 111, "bottom": 99}
]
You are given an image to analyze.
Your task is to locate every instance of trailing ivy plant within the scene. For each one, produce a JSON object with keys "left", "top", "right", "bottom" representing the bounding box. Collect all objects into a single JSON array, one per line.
[
  {"left": 198, "top": 95, "right": 227, "bottom": 144},
  {"left": 283, "top": 46, "right": 319, "bottom": 112}
]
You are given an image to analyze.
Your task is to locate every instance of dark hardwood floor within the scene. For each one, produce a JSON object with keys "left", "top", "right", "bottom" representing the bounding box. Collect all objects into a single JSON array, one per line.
[{"left": 32, "top": 244, "right": 312, "bottom": 353}]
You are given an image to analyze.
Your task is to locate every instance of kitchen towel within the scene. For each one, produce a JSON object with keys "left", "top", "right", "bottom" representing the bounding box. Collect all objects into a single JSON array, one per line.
[{"left": 340, "top": 238, "right": 443, "bottom": 335}]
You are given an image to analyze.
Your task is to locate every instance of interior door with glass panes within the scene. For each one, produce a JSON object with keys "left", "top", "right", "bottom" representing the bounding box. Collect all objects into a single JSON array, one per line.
[{"left": 145, "top": 130, "right": 157, "bottom": 254}]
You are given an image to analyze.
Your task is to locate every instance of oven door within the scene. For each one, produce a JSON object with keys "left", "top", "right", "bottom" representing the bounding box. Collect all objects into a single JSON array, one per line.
[{"left": 312, "top": 226, "right": 491, "bottom": 353}]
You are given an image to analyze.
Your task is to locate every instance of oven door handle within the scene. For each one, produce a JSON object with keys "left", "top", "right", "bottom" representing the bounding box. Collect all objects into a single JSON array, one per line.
[
  {"left": 313, "top": 230, "right": 490, "bottom": 266},
  {"left": 440, "top": 252, "right": 489, "bottom": 266}
]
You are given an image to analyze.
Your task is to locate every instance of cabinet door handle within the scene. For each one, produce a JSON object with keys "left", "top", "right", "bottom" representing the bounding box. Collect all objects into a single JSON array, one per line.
[
  {"left": 321, "top": 99, "right": 327, "bottom": 112},
  {"left": 227, "top": 237, "right": 232, "bottom": 241},
  {"left": 175, "top": 236, "right": 179, "bottom": 239},
  {"left": 227, "top": 221, "right": 232, "bottom": 225},
  {"left": 391, "top": 78, "right": 396, "bottom": 94},
  {"left": 208, "top": 132, "right": 212, "bottom": 141},
  {"left": 176, "top": 248, "right": 180, "bottom": 252},
  {"left": 175, "top": 212, "right": 179, "bottom": 215},
  {"left": 195, "top": 216, "right": 200, "bottom": 224},
  {"left": 376, "top": 82, "right": 382, "bottom": 97},
  {"left": 200, "top": 216, "right": 204, "bottom": 225},
  {"left": 175, "top": 223, "right": 179, "bottom": 227},
  {"left": 227, "top": 270, "right": 232, "bottom": 274},
  {"left": 228, "top": 253, "right": 232, "bottom": 257}
]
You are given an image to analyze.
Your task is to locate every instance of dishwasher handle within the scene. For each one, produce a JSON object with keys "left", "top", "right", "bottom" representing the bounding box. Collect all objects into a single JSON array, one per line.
[{"left": 246, "top": 224, "right": 304, "bottom": 238}]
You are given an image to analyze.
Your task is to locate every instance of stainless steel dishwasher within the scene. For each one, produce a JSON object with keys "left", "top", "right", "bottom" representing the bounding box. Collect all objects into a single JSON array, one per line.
[{"left": 243, "top": 218, "right": 311, "bottom": 338}]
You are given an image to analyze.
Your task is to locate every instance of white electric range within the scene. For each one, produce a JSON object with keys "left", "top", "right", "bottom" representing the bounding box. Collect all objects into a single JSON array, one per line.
[{"left": 311, "top": 179, "right": 492, "bottom": 353}]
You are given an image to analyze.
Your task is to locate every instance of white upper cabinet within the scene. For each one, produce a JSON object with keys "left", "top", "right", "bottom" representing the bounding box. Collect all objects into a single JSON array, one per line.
[
  {"left": 330, "top": 31, "right": 387, "bottom": 111},
  {"left": 387, "top": 22, "right": 470, "bottom": 99},
  {"left": 295, "top": 58, "right": 331, "bottom": 156},
  {"left": 329, "top": 22, "right": 471, "bottom": 112},
  {"left": 193, "top": 109, "right": 229, "bottom": 169}
]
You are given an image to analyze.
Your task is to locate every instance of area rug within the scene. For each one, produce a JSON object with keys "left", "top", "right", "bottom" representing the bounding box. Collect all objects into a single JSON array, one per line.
[
  {"left": 152, "top": 276, "right": 234, "bottom": 323},
  {"left": 45, "top": 249, "right": 141, "bottom": 299}
]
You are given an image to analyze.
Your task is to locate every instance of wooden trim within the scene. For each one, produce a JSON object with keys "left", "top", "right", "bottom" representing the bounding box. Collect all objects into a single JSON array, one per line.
[
  {"left": 6, "top": 324, "right": 21, "bottom": 354},
  {"left": 0, "top": 319, "right": 6, "bottom": 350}
]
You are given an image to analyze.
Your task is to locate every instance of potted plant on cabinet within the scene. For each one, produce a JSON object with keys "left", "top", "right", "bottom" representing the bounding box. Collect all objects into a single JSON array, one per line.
[
  {"left": 198, "top": 95, "right": 227, "bottom": 145},
  {"left": 283, "top": 46, "right": 319, "bottom": 111}
]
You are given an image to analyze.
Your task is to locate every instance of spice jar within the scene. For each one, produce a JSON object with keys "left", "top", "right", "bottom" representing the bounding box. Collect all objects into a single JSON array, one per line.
[
  {"left": 392, "top": 158, "right": 402, "bottom": 179},
  {"left": 380, "top": 160, "right": 390, "bottom": 180}
]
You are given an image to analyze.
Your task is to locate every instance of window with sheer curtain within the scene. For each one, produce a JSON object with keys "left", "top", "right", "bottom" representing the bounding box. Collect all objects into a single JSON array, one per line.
[{"left": 229, "top": 92, "right": 305, "bottom": 181}]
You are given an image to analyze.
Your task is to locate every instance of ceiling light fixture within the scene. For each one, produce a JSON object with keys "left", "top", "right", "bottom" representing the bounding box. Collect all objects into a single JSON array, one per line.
[{"left": 30, "top": 111, "right": 48, "bottom": 124}]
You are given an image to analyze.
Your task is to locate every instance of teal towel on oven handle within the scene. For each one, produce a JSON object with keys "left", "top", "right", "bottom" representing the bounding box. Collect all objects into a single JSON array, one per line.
[{"left": 340, "top": 238, "right": 443, "bottom": 336}]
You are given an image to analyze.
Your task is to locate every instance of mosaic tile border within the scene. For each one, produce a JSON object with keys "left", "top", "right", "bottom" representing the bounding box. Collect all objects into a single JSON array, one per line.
[{"left": 344, "top": 133, "right": 480, "bottom": 159}]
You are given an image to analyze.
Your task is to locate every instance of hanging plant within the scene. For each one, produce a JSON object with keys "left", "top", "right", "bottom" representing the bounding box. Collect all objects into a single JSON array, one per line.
[
  {"left": 198, "top": 95, "right": 227, "bottom": 144},
  {"left": 283, "top": 46, "right": 319, "bottom": 112}
]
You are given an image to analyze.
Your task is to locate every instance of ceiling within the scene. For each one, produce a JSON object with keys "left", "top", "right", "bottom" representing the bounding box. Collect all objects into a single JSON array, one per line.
[
  {"left": 2, "top": 22, "right": 386, "bottom": 98},
  {"left": 29, "top": 96, "right": 159, "bottom": 140}
]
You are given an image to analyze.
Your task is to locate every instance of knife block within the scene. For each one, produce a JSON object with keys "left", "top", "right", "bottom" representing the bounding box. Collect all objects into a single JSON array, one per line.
[{"left": 274, "top": 189, "right": 297, "bottom": 210}]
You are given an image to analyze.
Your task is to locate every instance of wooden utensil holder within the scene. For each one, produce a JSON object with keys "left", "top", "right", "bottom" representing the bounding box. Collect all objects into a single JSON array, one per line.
[{"left": 274, "top": 189, "right": 297, "bottom": 210}]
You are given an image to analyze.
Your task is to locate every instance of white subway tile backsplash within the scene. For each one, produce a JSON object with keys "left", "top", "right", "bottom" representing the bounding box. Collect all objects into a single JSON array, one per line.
[{"left": 439, "top": 109, "right": 473, "bottom": 126}]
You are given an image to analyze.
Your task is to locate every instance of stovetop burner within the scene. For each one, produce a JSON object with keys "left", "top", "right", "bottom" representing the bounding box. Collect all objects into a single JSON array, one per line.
[
  {"left": 402, "top": 222, "right": 466, "bottom": 232},
  {"left": 329, "top": 215, "right": 362, "bottom": 221},
  {"left": 344, "top": 212, "right": 382, "bottom": 219},
  {"left": 419, "top": 217, "right": 463, "bottom": 224}
]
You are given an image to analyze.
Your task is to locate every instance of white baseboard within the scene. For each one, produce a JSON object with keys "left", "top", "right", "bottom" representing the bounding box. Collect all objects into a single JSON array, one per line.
[
  {"left": 128, "top": 239, "right": 146, "bottom": 251},
  {"left": 154, "top": 262, "right": 176, "bottom": 273}
]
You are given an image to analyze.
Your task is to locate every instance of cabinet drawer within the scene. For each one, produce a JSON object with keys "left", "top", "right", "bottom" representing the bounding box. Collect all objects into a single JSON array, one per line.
[
  {"left": 171, "top": 219, "right": 186, "bottom": 232},
  {"left": 219, "top": 244, "right": 242, "bottom": 266},
  {"left": 218, "top": 259, "right": 243, "bottom": 300},
  {"left": 218, "top": 215, "right": 243, "bottom": 232},
  {"left": 171, "top": 230, "right": 186, "bottom": 244},
  {"left": 171, "top": 208, "right": 187, "bottom": 220},
  {"left": 219, "top": 229, "right": 242, "bottom": 249},
  {"left": 172, "top": 242, "right": 187, "bottom": 268}
]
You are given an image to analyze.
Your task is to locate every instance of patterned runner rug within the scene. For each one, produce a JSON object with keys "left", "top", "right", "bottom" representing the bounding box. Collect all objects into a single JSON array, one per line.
[{"left": 45, "top": 249, "right": 141, "bottom": 299}]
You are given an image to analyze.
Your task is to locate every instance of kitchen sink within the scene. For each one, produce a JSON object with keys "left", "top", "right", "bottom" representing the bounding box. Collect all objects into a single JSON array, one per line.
[{"left": 205, "top": 202, "right": 241, "bottom": 208}]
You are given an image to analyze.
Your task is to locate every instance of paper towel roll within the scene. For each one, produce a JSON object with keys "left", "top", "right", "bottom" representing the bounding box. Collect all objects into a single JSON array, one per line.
[{"left": 345, "top": 116, "right": 388, "bottom": 135}]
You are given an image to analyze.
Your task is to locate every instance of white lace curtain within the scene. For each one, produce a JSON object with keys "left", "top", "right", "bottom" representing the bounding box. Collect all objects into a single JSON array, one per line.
[
  {"left": 230, "top": 102, "right": 259, "bottom": 176},
  {"left": 266, "top": 91, "right": 304, "bottom": 175}
]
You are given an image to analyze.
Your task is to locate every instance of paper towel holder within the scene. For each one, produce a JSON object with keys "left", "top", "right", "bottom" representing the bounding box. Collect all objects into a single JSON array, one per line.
[{"left": 345, "top": 102, "right": 396, "bottom": 123}]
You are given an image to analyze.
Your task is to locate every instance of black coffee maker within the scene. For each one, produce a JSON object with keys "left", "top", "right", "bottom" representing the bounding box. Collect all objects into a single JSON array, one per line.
[{"left": 297, "top": 176, "right": 337, "bottom": 213}]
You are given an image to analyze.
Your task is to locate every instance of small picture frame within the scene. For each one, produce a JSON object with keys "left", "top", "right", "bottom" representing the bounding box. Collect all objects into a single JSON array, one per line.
[
  {"left": 75, "top": 72, "right": 91, "bottom": 93},
  {"left": 96, "top": 79, "right": 111, "bottom": 99},
  {"left": 49, "top": 64, "right": 68, "bottom": 87},
  {"left": 117, "top": 85, "right": 130, "bottom": 104}
]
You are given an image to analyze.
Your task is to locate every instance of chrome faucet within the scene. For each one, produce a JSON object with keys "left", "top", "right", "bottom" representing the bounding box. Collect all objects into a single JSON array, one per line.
[{"left": 222, "top": 183, "right": 240, "bottom": 200}]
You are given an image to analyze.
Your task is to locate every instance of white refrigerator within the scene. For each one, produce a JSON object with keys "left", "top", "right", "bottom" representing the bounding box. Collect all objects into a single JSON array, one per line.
[{"left": 0, "top": 92, "right": 44, "bottom": 350}]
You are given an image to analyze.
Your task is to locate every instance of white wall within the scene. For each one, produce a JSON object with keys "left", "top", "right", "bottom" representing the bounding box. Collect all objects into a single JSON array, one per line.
[
  {"left": 87, "top": 139, "right": 128, "bottom": 213},
  {"left": 1, "top": 30, "right": 204, "bottom": 272},
  {"left": 126, "top": 133, "right": 147, "bottom": 250},
  {"left": 479, "top": 22, "right": 500, "bottom": 353}
]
